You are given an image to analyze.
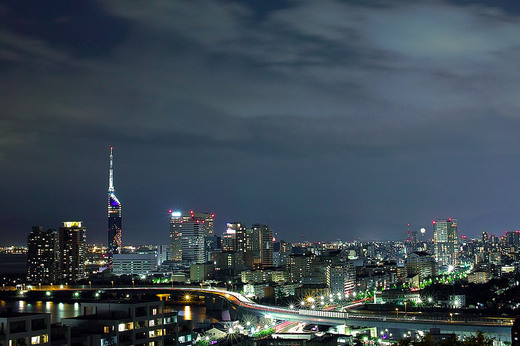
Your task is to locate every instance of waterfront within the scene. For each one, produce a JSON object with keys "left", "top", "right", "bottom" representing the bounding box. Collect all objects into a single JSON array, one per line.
[{"left": 0, "top": 254, "right": 26, "bottom": 274}]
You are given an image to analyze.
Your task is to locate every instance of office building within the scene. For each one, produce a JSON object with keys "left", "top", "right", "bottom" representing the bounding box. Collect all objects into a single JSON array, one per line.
[
  {"left": 287, "top": 253, "right": 314, "bottom": 283},
  {"left": 252, "top": 224, "right": 273, "bottom": 268},
  {"left": 27, "top": 226, "right": 58, "bottom": 284},
  {"left": 169, "top": 210, "right": 214, "bottom": 264},
  {"left": 107, "top": 147, "right": 122, "bottom": 262},
  {"left": 157, "top": 244, "right": 169, "bottom": 265},
  {"left": 326, "top": 262, "right": 355, "bottom": 295},
  {"left": 112, "top": 253, "right": 158, "bottom": 276},
  {"left": 433, "top": 218, "right": 458, "bottom": 267},
  {"left": 405, "top": 251, "right": 436, "bottom": 283},
  {"left": 190, "top": 263, "right": 215, "bottom": 282},
  {"left": 506, "top": 231, "right": 520, "bottom": 247},
  {"left": 58, "top": 221, "right": 87, "bottom": 282}
]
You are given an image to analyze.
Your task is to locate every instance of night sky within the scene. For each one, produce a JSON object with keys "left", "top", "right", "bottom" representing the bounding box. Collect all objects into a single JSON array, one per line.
[{"left": 2, "top": 0, "right": 520, "bottom": 246}]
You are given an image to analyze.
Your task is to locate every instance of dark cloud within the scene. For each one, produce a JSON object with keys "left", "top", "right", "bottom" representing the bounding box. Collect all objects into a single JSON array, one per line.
[
  {"left": 0, "top": 0, "right": 131, "bottom": 58},
  {"left": 1, "top": 0, "right": 520, "bottom": 245}
]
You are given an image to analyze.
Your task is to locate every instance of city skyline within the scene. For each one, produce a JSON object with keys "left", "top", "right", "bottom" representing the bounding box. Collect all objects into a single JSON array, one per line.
[{"left": 2, "top": 1, "right": 520, "bottom": 244}]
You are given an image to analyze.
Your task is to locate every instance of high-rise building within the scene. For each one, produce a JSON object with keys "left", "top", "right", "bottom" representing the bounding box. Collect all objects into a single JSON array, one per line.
[
  {"left": 27, "top": 226, "right": 58, "bottom": 284},
  {"left": 433, "top": 218, "right": 458, "bottom": 267},
  {"left": 108, "top": 147, "right": 122, "bottom": 261},
  {"left": 222, "top": 222, "right": 249, "bottom": 251},
  {"left": 506, "top": 231, "right": 520, "bottom": 248},
  {"left": 221, "top": 222, "right": 254, "bottom": 269},
  {"left": 58, "top": 221, "right": 87, "bottom": 282},
  {"left": 169, "top": 210, "right": 214, "bottom": 264},
  {"left": 252, "top": 224, "right": 273, "bottom": 269}
]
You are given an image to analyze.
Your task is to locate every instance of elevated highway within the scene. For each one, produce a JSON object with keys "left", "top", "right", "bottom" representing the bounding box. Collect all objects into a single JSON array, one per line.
[{"left": 16, "top": 286, "right": 515, "bottom": 342}]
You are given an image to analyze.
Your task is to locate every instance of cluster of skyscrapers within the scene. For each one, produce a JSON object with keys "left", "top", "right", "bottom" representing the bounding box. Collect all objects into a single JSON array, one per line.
[
  {"left": 23, "top": 147, "right": 464, "bottom": 290},
  {"left": 169, "top": 214, "right": 274, "bottom": 271}
]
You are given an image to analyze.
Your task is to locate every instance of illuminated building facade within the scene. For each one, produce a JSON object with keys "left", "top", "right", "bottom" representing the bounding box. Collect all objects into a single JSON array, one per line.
[
  {"left": 27, "top": 226, "right": 58, "bottom": 284},
  {"left": 108, "top": 147, "right": 122, "bottom": 262},
  {"left": 222, "top": 222, "right": 248, "bottom": 252},
  {"left": 433, "top": 218, "right": 458, "bottom": 267},
  {"left": 169, "top": 210, "right": 214, "bottom": 264},
  {"left": 252, "top": 224, "right": 273, "bottom": 268},
  {"left": 58, "top": 221, "right": 86, "bottom": 282}
]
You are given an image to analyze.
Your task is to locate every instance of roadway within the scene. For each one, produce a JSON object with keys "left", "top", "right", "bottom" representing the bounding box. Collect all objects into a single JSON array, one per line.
[{"left": 19, "top": 285, "right": 516, "bottom": 342}]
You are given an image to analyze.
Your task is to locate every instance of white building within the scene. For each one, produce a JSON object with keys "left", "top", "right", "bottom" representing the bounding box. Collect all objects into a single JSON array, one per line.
[{"left": 112, "top": 253, "right": 157, "bottom": 275}]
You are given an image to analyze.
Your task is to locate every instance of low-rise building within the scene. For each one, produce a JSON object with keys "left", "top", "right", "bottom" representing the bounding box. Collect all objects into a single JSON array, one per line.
[
  {"left": 0, "top": 312, "right": 51, "bottom": 346},
  {"left": 467, "top": 271, "right": 490, "bottom": 284},
  {"left": 112, "top": 253, "right": 157, "bottom": 276},
  {"left": 373, "top": 289, "right": 421, "bottom": 305},
  {"left": 61, "top": 300, "right": 192, "bottom": 345}
]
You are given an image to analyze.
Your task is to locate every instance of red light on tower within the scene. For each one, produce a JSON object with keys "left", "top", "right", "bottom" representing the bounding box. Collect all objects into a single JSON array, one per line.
[
  {"left": 448, "top": 218, "right": 452, "bottom": 222},
  {"left": 211, "top": 214, "right": 215, "bottom": 218},
  {"left": 432, "top": 220, "right": 436, "bottom": 224},
  {"left": 168, "top": 209, "right": 172, "bottom": 214}
]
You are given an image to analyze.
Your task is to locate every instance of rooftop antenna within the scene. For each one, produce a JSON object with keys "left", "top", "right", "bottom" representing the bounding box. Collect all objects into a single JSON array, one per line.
[{"left": 108, "top": 147, "right": 114, "bottom": 192}]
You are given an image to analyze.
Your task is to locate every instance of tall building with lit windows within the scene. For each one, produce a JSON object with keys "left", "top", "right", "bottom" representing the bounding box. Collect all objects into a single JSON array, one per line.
[
  {"left": 58, "top": 221, "right": 87, "bottom": 282},
  {"left": 433, "top": 218, "right": 458, "bottom": 267},
  {"left": 108, "top": 147, "right": 122, "bottom": 262},
  {"left": 252, "top": 224, "right": 273, "bottom": 269},
  {"left": 27, "top": 226, "right": 58, "bottom": 284},
  {"left": 169, "top": 210, "right": 214, "bottom": 264}
]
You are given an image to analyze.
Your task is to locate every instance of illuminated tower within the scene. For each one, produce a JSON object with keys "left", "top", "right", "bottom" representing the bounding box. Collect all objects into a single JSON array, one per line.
[{"left": 108, "top": 147, "right": 122, "bottom": 262}]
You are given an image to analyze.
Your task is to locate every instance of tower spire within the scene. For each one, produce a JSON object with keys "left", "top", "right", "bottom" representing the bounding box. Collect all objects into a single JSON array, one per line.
[{"left": 109, "top": 146, "right": 114, "bottom": 192}]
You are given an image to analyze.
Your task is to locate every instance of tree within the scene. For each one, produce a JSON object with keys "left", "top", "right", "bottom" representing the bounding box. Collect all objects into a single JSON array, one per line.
[{"left": 461, "top": 331, "right": 493, "bottom": 346}]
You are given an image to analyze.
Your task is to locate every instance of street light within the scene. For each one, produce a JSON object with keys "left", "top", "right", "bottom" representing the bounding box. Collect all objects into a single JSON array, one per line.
[{"left": 395, "top": 308, "right": 398, "bottom": 318}]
